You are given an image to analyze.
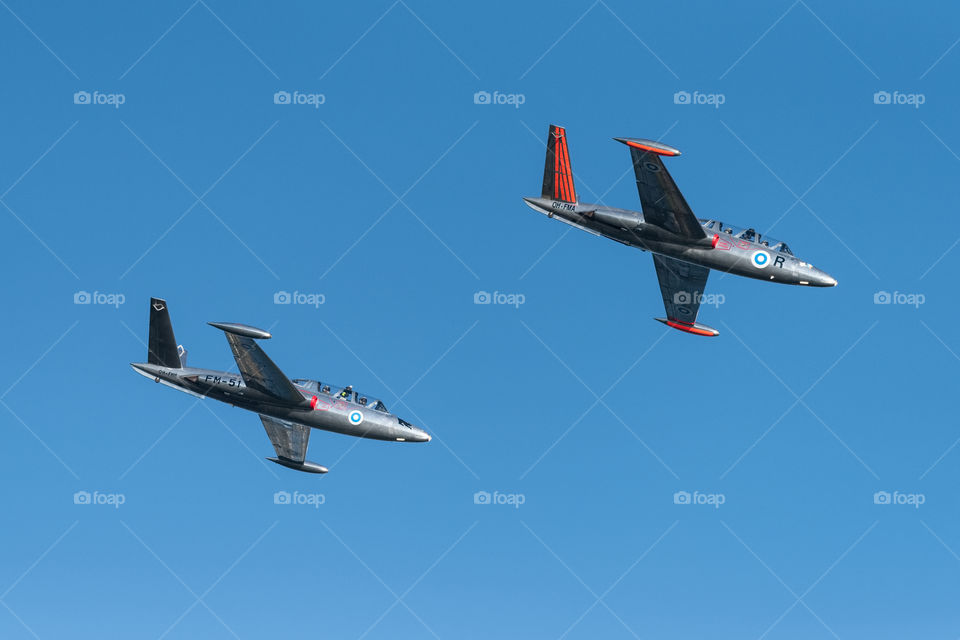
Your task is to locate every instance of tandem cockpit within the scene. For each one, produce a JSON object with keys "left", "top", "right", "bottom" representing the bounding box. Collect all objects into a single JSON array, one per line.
[
  {"left": 700, "top": 219, "right": 794, "bottom": 255},
  {"left": 292, "top": 378, "right": 390, "bottom": 413}
]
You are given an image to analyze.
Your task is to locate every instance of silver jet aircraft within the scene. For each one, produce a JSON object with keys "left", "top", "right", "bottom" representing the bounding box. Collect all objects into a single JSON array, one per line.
[
  {"left": 131, "top": 298, "right": 430, "bottom": 474},
  {"left": 523, "top": 125, "right": 837, "bottom": 336}
]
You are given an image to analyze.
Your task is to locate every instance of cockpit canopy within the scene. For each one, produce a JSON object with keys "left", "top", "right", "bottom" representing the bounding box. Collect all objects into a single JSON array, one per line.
[
  {"left": 700, "top": 220, "right": 793, "bottom": 255},
  {"left": 291, "top": 379, "right": 389, "bottom": 412}
]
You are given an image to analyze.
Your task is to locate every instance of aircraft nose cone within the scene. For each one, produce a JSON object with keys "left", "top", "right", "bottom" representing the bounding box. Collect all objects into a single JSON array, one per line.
[
  {"left": 800, "top": 266, "right": 837, "bottom": 287},
  {"left": 813, "top": 268, "right": 838, "bottom": 287},
  {"left": 410, "top": 427, "right": 431, "bottom": 443}
]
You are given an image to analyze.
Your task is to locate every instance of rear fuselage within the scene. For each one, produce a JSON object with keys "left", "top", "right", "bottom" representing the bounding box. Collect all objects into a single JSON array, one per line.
[{"left": 523, "top": 197, "right": 836, "bottom": 287}]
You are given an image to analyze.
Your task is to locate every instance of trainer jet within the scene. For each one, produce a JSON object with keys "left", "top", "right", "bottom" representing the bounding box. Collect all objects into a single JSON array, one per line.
[
  {"left": 523, "top": 125, "right": 837, "bottom": 336},
  {"left": 130, "top": 298, "right": 430, "bottom": 474}
]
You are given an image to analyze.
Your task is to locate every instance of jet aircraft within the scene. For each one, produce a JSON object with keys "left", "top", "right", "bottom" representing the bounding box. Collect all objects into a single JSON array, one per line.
[
  {"left": 131, "top": 298, "right": 430, "bottom": 474},
  {"left": 523, "top": 125, "right": 837, "bottom": 336}
]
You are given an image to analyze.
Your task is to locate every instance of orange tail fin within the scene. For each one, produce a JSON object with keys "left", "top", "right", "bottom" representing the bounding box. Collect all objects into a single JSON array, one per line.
[{"left": 541, "top": 125, "right": 577, "bottom": 203}]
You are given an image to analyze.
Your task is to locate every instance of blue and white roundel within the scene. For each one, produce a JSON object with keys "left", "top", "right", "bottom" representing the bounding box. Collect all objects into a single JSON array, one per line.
[
  {"left": 751, "top": 250, "right": 771, "bottom": 269},
  {"left": 348, "top": 410, "right": 364, "bottom": 425}
]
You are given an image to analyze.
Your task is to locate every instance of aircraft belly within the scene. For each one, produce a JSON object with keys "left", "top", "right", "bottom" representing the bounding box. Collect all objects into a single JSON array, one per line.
[
  {"left": 647, "top": 243, "right": 755, "bottom": 278},
  {"left": 283, "top": 407, "right": 400, "bottom": 442},
  {"left": 158, "top": 377, "right": 209, "bottom": 400}
]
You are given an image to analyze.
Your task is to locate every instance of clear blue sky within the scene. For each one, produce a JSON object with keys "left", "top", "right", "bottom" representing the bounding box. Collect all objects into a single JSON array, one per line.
[{"left": 2, "top": 1, "right": 959, "bottom": 637}]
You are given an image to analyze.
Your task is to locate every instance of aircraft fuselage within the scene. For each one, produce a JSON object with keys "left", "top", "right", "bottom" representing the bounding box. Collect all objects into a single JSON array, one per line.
[
  {"left": 523, "top": 197, "right": 836, "bottom": 287},
  {"left": 131, "top": 363, "right": 430, "bottom": 443}
]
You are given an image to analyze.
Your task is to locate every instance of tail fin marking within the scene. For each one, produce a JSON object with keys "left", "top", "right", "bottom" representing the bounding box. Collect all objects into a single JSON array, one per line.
[
  {"left": 541, "top": 125, "right": 577, "bottom": 204},
  {"left": 147, "top": 298, "right": 183, "bottom": 369}
]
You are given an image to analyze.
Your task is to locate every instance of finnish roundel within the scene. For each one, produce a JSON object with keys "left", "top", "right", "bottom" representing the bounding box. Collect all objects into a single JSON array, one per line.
[
  {"left": 349, "top": 410, "right": 364, "bottom": 425},
  {"left": 751, "top": 250, "right": 771, "bottom": 269}
]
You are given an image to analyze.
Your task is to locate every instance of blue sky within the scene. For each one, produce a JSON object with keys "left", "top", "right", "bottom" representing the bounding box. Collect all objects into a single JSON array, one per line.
[{"left": 2, "top": 0, "right": 959, "bottom": 637}]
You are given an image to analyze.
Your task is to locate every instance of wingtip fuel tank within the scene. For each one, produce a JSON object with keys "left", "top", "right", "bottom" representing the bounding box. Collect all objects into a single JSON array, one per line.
[{"left": 207, "top": 322, "right": 272, "bottom": 340}]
